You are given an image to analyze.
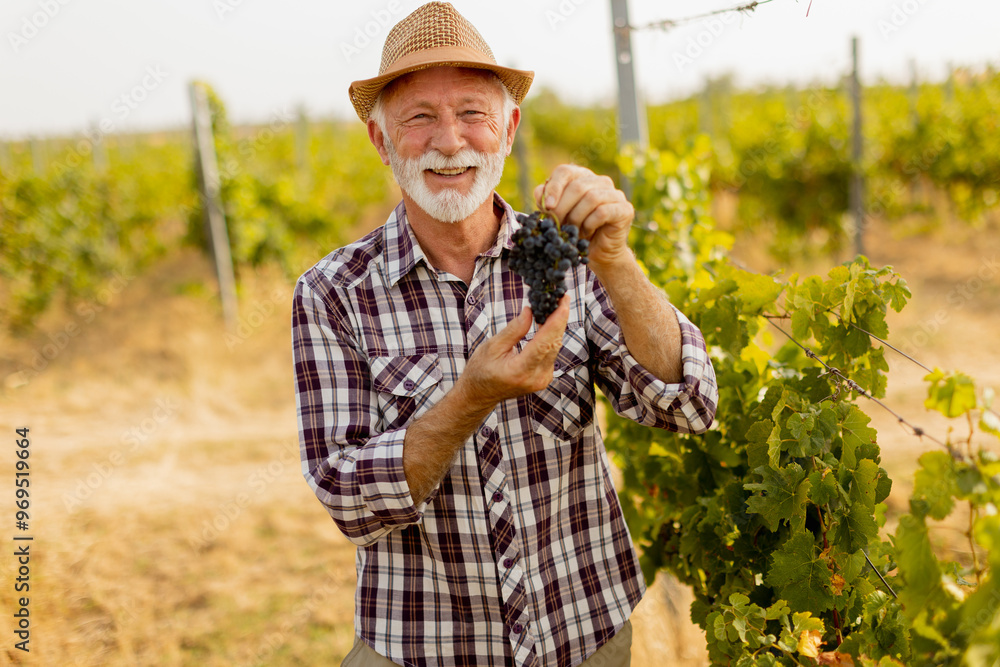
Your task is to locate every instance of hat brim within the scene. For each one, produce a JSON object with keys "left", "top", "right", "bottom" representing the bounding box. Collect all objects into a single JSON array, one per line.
[{"left": 349, "top": 45, "right": 533, "bottom": 122}]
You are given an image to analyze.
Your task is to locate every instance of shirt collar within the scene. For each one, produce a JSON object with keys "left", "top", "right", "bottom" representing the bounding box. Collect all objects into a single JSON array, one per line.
[
  {"left": 382, "top": 193, "right": 521, "bottom": 287},
  {"left": 381, "top": 200, "right": 423, "bottom": 288}
]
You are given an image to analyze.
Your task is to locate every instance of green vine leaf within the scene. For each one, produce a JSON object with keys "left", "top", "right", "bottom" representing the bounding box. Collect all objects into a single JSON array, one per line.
[
  {"left": 833, "top": 459, "right": 880, "bottom": 553},
  {"left": 808, "top": 468, "right": 840, "bottom": 507},
  {"left": 881, "top": 279, "right": 911, "bottom": 313},
  {"left": 911, "top": 450, "right": 958, "bottom": 520},
  {"left": 702, "top": 294, "right": 749, "bottom": 356},
  {"left": 723, "top": 265, "right": 784, "bottom": 314},
  {"left": 746, "top": 418, "right": 778, "bottom": 471},
  {"left": 924, "top": 369, "right": 977, "bottom": 418},
  {"left": 895, "top": 514, "right": 956, "bottom": 618},
  {"left": 840, "top": 406, "right": 878, "bottom": 469},
  {"left": 777, "top": 611, "right": 826, "bottom": 657},
  {"left": 745, "top": 463, "right": 811, "bottom": 532},
  {"left": 767, "top": 532, "right": 835, "bottom": 611}
]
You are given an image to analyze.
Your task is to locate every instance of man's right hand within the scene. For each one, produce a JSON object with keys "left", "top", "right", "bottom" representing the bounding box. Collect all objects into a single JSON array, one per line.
[
  {"left": 457, "top": 296, "right": 570, "bottom": 411},
  {"left": 401, "top": 296, "right": 569, "bottom": 505}
]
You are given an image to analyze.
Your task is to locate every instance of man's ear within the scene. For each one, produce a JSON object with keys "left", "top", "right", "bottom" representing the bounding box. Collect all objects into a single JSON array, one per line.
[
  {"left": 368, "top": 119, "right": 391, "bottom": 166},
  {"left": 505, "top": 106, "right": 521, "bottom": 156}
]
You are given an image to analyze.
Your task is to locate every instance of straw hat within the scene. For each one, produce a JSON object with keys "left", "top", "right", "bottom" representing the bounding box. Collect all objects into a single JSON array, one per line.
[{"left": 348, "top": 2, "right": 534, "bottom": 122}]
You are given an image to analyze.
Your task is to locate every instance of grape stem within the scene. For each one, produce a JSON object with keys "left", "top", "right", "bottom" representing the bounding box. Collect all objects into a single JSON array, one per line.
[{"left": 540, "top": 178, "right": 561, "bottom": 229}]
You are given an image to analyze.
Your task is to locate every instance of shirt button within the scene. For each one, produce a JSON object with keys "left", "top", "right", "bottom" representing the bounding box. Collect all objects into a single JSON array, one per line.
[
  {"left": 403, "top": 379, "right": 415, "bottom": 391},
  {"left": 492, "top": 491, "right": 504, "bottom": 503},
  {"left": 503, "top": 558, "right": 514, "bottom": 568},
  {"left": 512, "top": 623, "right": 524, "bottom": 635},
  {"left": 466, "top": 293, "right": 478, "bottom": 306},
  {"left": 480, "top": 426, "right": 492, "bottom": 438}
]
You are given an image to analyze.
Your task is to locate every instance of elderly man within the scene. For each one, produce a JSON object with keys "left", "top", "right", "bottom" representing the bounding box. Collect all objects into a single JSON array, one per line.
[{"left": 292, "top": 3, "right": 717, "bottom": 666}]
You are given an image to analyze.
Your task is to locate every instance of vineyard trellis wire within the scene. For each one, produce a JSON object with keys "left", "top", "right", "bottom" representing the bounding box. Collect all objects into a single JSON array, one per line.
[{"left": 623, "top": 0, "right": 777, "bottom": 34}]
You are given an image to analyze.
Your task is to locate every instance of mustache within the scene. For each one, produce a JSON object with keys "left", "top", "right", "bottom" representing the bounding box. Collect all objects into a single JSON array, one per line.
[{"left": 412, "top": 148, "right": 491, "bottom": 171}]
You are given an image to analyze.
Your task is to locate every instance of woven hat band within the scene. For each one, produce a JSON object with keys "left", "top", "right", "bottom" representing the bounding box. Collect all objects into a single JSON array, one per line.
[{"left": 385, "top": 45, "right": 493, "bottom": 76}]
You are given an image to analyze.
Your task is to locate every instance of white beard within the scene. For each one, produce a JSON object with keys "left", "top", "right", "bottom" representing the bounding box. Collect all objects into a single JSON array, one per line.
[{"left": 384, "top": 137, "right": 507, "bottom": 224}]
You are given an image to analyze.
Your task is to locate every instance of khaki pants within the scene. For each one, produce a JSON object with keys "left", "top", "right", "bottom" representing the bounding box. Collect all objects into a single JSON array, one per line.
[{"left": 342, "top": 620, "right": 632, "bottom": 667}]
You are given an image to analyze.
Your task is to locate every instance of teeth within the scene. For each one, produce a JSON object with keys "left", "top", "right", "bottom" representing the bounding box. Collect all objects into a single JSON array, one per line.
[{"left": 430, "top": 167, "right": 469, "bottom": 176}]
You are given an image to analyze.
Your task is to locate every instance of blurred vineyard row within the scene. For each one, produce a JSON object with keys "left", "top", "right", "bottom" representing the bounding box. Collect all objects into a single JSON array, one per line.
[
  {"left": 528, "top": 67, "right": 1000, "bottom": 254},
  {"left": 0, "top": 85, "right": 391, "bottom": 332},
  {"left": 2, "top": 68, "right": 999, "bottom": 331}
]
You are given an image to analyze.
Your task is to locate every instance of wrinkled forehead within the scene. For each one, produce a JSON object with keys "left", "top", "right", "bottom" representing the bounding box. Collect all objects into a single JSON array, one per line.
[{"left": 381, "top": 66, "right": 505, "bottom": 109}]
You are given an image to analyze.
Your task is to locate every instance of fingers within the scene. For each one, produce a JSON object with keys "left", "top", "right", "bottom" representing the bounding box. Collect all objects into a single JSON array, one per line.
[
  {"left": 537, "top": 295, "right": 570, "bottom": 336},
  {"left": 535, "top": 165, "right": 591, "bottom": 213},
  {"left": 533, "top": 181, "right": 548, "bottom": 212},
  {"left": 491, "top": 306, "right": 533, "bottom": 350},
  {"left": 535, "top": 165, "right": 630, "bottom": 239},
  {"left": 520, "top": 296, "right": 569, "bottom": 366},
  {"left": 567, "top": 197, "right": 632, "bottom": 242},
  {"left": 462, "top": 298, "right": 569, "bottom": 404}
]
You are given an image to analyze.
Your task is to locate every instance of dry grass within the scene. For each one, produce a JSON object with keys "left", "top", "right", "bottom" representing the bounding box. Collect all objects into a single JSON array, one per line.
[
  {"left": 0, "top": 253, "right": 360, "bottom": 666},
  {"left": 1, "top": 211, "right": 997, "bottom": 665}
]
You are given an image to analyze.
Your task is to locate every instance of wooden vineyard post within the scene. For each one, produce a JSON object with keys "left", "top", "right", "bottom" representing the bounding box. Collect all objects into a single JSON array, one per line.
[
  {"left": 610, "top": 0, "right": 647, "bottom": 198},
  {"left": 512, "top": 129, "right": 533, "bottom": 213},
  {"left": 850, "top": 36, "right": 865, "bottom": 257},
  {"left": 0, "top": 140, "right": 10, "bottom": 175},
  {"left": 29, "top": 137, "right": 46, "bottom": 174},
  {"left": 190, "top": 81, "right": 238, "bottom": 331},
  {"left": 295, "top": 104, "right": 309, "bottom": 174},
  {"left": 91, "top": 122, "right": 109, "bottom": 173}
]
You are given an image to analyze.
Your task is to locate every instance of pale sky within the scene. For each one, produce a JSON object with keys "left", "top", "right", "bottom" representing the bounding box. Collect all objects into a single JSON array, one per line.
[{"left": 2, "top": 0, "right": 998, "bottom": 138}]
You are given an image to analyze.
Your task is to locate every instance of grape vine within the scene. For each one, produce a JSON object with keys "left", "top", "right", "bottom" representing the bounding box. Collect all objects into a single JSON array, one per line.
[{"left": 602, "top": 138, "right": 999, "bottom": 665}]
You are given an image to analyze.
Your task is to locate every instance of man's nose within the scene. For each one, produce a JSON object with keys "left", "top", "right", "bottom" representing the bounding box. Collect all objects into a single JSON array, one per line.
[{"left": 430, "top": 115, "right": 465, "bottom": 155}]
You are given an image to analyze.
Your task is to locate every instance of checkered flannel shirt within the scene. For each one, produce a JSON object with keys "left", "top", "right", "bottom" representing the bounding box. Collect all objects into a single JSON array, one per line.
[{"left": 292, "top": 194, "right": 718, "bottom": 667}]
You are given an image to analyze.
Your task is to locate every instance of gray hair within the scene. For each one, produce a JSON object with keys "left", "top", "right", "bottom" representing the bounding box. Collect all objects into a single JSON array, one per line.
[{"left": 369, "top": 71, "right": 517, "bottom": 140}]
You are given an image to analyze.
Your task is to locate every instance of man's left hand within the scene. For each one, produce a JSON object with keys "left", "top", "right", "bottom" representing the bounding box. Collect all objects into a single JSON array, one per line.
[{"left": 533, "top": 164, "right": 635, "bottom": 274}]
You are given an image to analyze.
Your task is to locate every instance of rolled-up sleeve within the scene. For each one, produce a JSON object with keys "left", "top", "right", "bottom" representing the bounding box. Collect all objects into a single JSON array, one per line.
[
  {"left": 292, "top": 273, "right": 434, "bottom": 546},
  {"left": 588, "top": 277, "right": 718, "bottom": 434}
]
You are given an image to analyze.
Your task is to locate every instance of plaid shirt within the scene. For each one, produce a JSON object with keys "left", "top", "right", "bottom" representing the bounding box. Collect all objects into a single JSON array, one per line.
[{"left": 292, "top": 195, "right": 717, "bottom": 667}]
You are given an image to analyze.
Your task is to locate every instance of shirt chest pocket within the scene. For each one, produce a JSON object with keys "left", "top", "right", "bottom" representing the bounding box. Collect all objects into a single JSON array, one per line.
[
  {"left": 527, "top": 330, "right": 594, "bottom": 441},
  {"left": 369, "top": 353, "right": 443, "bottom": 431}
]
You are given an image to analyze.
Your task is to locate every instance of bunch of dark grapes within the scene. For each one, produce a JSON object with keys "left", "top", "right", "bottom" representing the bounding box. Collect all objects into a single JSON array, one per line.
[{"left": 509, "top": 211, "right": 589, "bottom": 324}]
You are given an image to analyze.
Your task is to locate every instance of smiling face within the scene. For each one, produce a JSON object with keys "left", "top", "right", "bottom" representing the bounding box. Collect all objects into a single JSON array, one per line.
[{"left": 368, "top": 67, "right": 518, "bottom": 223}]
